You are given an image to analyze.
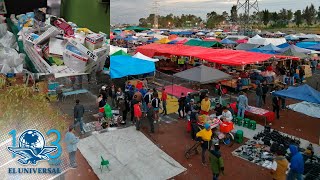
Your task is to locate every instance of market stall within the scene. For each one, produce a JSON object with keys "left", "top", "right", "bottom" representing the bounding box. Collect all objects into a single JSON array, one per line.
[{"left": 230, "top": 102, "right": 275, "bottom": 123}]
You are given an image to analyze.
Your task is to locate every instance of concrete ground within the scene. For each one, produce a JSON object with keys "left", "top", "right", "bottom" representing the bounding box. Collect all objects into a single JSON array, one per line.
[{"left": 53, "top": 71, "right": 320, "bottom": 180}]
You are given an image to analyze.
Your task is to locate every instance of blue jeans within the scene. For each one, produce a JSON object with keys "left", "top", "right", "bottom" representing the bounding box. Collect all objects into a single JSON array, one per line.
[
  {"left": 142, "top": 102, "right": 147, "bottom": 112},
  {"left": 256, "top": 95, "right": 262, "bottom": 107},
  {"left": 287, "top": 170, "right": 303, "bottom": 180},
  {"left": 237, "top": 106, "right": 246, "bottom": 119},
  {"left": 69, "top": 151, "right": 77, "bottom": 167},
  {"left": 213, "top": 173, "right": 219, "bottom": 180},
  {"left": 74, "top": 117, "right": 85, "bottom": 132}
]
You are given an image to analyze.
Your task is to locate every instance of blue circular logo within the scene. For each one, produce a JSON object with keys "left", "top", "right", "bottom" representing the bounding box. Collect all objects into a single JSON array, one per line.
[{"left": 19, "top": 130, "right": 45, "bottom": 155}]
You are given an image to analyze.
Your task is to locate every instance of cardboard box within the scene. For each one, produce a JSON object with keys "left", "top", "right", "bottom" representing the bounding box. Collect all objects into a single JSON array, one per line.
[
  {"left": 85, "top": 33, "right": 104, "bottom": 51},
  {"left": 63, "top": 49, "right": 88, "bottom": 72}
]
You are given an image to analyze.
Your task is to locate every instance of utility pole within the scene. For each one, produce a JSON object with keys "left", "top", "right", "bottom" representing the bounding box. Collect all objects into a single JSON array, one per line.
[
  {"left": 152, "top": 0, "right": 160, "bottom": 29},
  {"left": 236, "top": 0, "right": 259, "bottom": 35}
]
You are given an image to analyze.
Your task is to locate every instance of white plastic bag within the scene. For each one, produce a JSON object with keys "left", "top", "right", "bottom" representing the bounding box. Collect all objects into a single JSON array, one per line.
[
  {"left": 0, "top": 31, "right": 17, "bottom": 49},
  {"left": 0, "top": 23, "right": 7, "bottom": 38}
]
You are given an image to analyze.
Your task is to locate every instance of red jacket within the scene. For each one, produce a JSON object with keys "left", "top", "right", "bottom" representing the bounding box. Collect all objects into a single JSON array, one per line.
[
  {"left": 161, "top": 91, "right": 168, "bottom": 101},
  {"left": 134, "top": 104, "right": 142, "bottom": 118}
]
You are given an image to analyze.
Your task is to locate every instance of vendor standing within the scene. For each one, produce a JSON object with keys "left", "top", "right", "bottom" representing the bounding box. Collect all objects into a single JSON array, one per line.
[
  {"left": 196, "top": 123, "right": 212, "bottom": 166},
  {"left": 201, "top": 95, "right": 211, "bottom": 115}
]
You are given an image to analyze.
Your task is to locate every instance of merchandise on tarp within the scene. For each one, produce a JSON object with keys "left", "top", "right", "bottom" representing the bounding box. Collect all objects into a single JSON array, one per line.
[
  {"left": 173, "top": 65, "right": 232, "bottom": 84},
  {"left": 136, "top": 44, "right": 274, "bottom": 66},
  {"left": 133, "top": 52, "right": 159, "bottom": 62},
  {"left": 110, "top": 55, "right": 155, "bottom": 79},
  {"left": 273, "top": 84, "right": 320, "bottom": 104},
  {"left": 287, "top": 101, "right": 320, "bottom": 118}
]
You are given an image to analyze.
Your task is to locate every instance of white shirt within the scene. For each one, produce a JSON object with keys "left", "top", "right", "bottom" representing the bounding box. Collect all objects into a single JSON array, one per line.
[{"left": 218, "top": 110, "right": 233, "bottom": 122}]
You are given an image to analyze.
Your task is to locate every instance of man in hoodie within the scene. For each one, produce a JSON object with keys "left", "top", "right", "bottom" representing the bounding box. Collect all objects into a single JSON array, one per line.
[
  {"left": 287, "top": 145, "right": 304, "bottom": 180},
  {"left": 143, "top": 89, "right": 153, "bottom": 112},
  {"left": 99, "top": 86, "right": 108, "bottom": 102},
  {"left": 270, "top": 148, "right": 289, "bottom": 180},
  {"left": 196, "top": 123, "right": 212, "bottom": 166},
  {"left": 209, "top": 144, "right": 224, "bottom": 180},
  {"left": 178, "top": 93, "right": 186, "bottom": 119}
]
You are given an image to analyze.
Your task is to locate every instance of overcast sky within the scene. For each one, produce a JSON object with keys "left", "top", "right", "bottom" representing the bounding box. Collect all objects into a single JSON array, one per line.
[{"left": 111, "top": 0, "right": 320, "bottom": 24}]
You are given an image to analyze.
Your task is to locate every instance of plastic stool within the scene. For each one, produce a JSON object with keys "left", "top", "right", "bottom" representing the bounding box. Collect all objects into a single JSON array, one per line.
[
  {"left": 236, "top": 117, "right": 243, "bottom": 126},
  {"left": 235, "top": 130, "right": 244, "bottom": 143},
  {"left": 249, "top": 120, "right": 256, "bottom": 130},
  {"left": 232, "top": 115, "right": 237, "bottom": 123},
  {"left": 243, "top": 118, "right": 250, "bottom": 127}
]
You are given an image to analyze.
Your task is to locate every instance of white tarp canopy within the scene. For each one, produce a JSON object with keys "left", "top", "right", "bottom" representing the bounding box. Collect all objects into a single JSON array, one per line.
[
  {"left": 153, "top": 34, "right": 168, "bottom": 40},
  {"left": 287, "top": 101, "right": 320, "bottom": 118},
  {"left": 248, "top": 36, "right": 286, "bottom": 46},
  {"left": 78, "top": 127, "right": 186, "bottom": 180},
  {"left": 133, "top": 52, "right": 159, "bottom": 62},
  {"left": 110, "top": 45, "right": 128, "bottom": 55}
]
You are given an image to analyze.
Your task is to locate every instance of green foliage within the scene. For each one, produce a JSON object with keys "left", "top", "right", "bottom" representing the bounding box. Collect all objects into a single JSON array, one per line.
[
  {"left": 206, "top": 11, "right": 225, "bottom": 28},
  {"left": 0, "top": 85, "right": 68, "bottom": 135},
  {"left": 303, "top": 4, "right": 317, "bottom": 26},
  {"left": 294, "top": 10, "right": 303, "bottom": 27},
  {"left": 262, "top": 9, "right": 270, "bottom": 26},
  {"left": 230, "top": 5, "right": 238, "bottom": 23}
]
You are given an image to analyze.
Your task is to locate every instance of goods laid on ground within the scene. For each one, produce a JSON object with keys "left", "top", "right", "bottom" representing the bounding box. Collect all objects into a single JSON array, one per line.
[{"left": 8, "top": 10, "right": 108, "bottom": 73}]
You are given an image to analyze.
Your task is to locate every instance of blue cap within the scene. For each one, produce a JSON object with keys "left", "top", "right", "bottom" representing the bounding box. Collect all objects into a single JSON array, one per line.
[{"left": 204, "top": 123, "right": 210, "bottom": 129}]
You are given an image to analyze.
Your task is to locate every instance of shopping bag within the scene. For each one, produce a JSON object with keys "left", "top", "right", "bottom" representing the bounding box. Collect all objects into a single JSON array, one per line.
[{"left": 186, "top": 121, "right": 191, "bottom": 132}]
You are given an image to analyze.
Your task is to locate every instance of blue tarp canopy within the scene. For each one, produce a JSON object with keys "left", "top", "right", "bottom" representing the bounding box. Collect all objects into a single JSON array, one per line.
[
  {"left": 124, "top": 36, "right": 135, "bottom": 41},
  {"left": 296, "top": 42, "right": 319, "bottom": 49},
  {"left": 221, "top": 38, "right": 237, "bottom": 44},
  {"left": 279, "top": 45, "right": 311, "bottom": 54},
  {"left": 273, "top": 84, "right": 320, "bottom": 104},
  {"left": 277, "top": 43, "right": 290, "bottom": 49},
  {"left": 110, "top": 55, "right": 155, "bottom": 79},
  {"left": 307, "top": 43, "right": 320, "bottom": 50},
  {"left": 249, "top": 48, "right": 278, "bottom": 54},
  {"left": 259, "top": 43, "right": 282, "bottom": 51}
]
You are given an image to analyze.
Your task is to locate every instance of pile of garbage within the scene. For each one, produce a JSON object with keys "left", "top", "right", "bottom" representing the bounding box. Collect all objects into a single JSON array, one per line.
[
  {"left": 9, "top": 9, "right": 108, "bottom": 73},
  {"left": 0, "top": 18, "right": 25, "bottom": 73}
]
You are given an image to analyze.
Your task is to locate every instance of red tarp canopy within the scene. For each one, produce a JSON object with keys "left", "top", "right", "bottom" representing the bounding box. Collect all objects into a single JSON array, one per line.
[{"left": 136, "top": 44, "right": 274, "bottom": 66}]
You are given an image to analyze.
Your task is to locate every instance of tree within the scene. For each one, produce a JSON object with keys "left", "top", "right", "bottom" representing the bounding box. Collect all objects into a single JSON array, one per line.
[
  {"left": 222, "top": 11, "right": 229, "bottom": 21},
  {"left": 138, "top": 18, "right": 147, "bottom": 27},
  {"left": 262, "top": 9, "right": 270, "bottom": 26},
  {"left": 271, "top": 12, "right": 279, "bottom": 24},
  {"left": 303, "top": 4, "right": 317, "bottom": 25},
  {"left": 230, "top": 5, "right": 238, "bottom": 23},
  {"left": 294, "top": 10, "right": 303, "bottom": 27},
  {"left": 287, "top": 10, "right": 293, "bottom": 22},
  {"left": 206, "top": 11, "right": 225, "bottom": 28},
  {"left": 318, "top": 6, "right": 320, "bottom": 22}
]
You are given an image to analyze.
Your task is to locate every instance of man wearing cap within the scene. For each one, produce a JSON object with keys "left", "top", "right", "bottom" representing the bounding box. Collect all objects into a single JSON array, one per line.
[
  {"left": 201, "top": 95, "right": 211, "bottom": 115},
  {"left": 209, "top": 144, "right": 224, "bottom": 180},
  {"left": 64, "top": 125, "right": 80, "bottom": 168},
  {"left": 196, "top": 123, "right": 212, "bottom": 166},
  {"left": 100, "top": 86, "right": 108, "bottom": 102},
  {"left": 218, "top": 108, "right": 233, "bottom": 122}
]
